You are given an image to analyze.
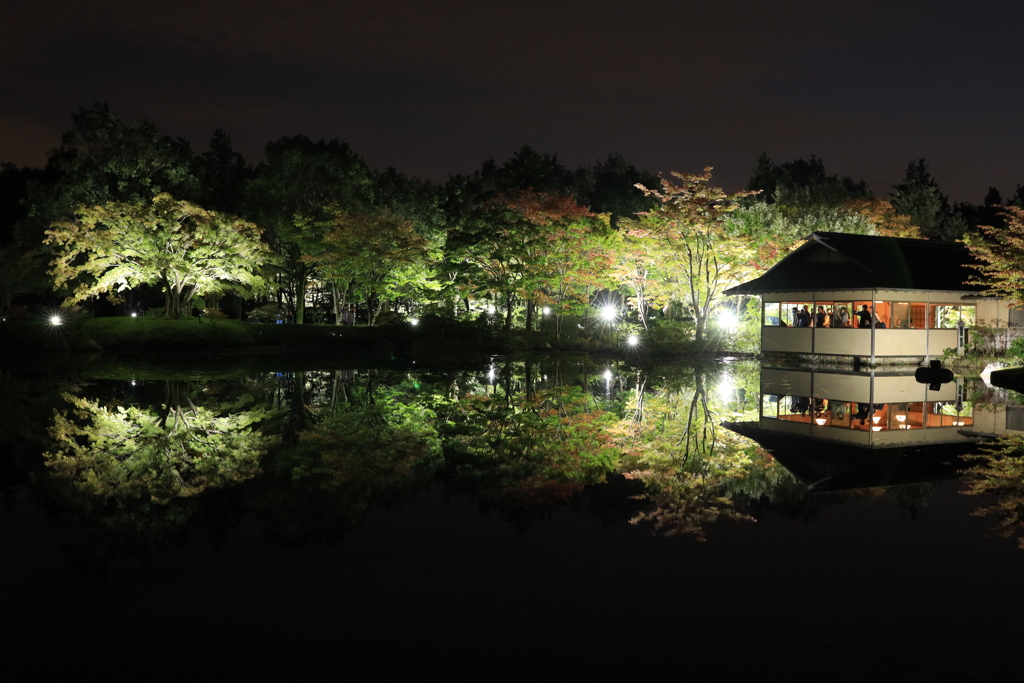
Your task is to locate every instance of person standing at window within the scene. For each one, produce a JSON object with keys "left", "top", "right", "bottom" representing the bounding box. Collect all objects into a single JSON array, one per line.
[{"left": 857, "top": 305, "right": 873, "bottom": 328}]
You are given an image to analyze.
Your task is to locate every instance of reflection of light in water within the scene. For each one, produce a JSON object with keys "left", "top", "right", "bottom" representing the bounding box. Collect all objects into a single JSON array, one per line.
[{"left": 716, "top": 373, "right": 736, "bottom": 402}]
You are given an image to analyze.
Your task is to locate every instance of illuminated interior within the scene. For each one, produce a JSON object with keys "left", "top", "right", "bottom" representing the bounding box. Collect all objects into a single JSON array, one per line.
[{"left": 761, "top": 395, "right": 973, "bottom": 431}]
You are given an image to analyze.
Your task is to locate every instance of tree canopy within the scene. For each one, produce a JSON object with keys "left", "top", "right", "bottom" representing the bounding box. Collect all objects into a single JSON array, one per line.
[
  {"left": 963, "top": 205, "right": 1024, "bottom": 307},
  {"left": 45, "top": 193, "right": 276, "bottom": 318}
]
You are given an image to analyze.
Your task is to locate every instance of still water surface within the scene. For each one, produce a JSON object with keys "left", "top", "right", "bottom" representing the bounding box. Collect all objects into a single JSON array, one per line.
[{"left": 2, "top": 356, "right": 1024, "bottom": 679}]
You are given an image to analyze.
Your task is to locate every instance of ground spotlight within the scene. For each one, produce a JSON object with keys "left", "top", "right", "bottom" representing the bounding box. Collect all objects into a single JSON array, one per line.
[
  {"left": 717, "top": 309, "right": 739, "bottom": 331},
  {"left": 410, "top": 317, "right": 419, "bottom": 326}
]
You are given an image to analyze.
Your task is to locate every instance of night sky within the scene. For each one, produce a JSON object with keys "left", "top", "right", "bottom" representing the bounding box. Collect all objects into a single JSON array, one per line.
[{"left": 3, "top": 0, "right": 1023, "bottom": 201}]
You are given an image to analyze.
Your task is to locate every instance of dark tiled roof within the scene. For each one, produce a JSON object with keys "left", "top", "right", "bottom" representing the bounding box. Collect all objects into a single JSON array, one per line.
[{"left": 724, "top": 232, "right": 986, "bottom": 295}]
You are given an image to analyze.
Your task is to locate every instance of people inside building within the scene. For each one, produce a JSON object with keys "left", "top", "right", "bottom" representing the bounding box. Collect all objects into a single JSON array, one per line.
[{"left": 857, "top": 305, "right": 873, "bottom": 328}]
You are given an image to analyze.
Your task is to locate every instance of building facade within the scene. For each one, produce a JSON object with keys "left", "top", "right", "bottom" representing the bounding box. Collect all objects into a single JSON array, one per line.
[{"left": 725, "top": 232, "right": 1016, "bottom": 365}]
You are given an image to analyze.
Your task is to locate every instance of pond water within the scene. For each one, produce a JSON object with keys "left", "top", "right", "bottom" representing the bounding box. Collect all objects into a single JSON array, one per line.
[{"left": 2, "top": 356, "right": 1024, "bottom": 679}]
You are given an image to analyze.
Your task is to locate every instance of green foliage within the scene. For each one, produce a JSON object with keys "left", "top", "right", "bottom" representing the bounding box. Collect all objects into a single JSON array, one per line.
[
  {"left": 617, "top": 169, "right": 756, "bottom": 344},
  {"left": 44, "top": 389, "right": 275, "bottom": 503},
  {"left": 45, "top": 193, "right": 276, "bottom": 318},
  {"left": 301, "top": 207, "right": 438, "bottom": 326},
  {"left": 1009, "top": 336, "right": 1024, "bottom": 361},
  {"left": 21, "top": 103, "right": 199, "bottom": 249},
  {"left": 648, "top": 319, "right": 696, "bottom": 346},
  {"left": 279, "top": 388, "right": 442, "bottom": 489},
  {"left": 964, "top": 206, "right": 1024, "bottom": 308},
  {"left": 733, "top": 296, "right": 763, "bottom": 354},
  {"left": 890, "top": 158, "right": 962, "bottom": 241},
  {"left": 448, "top": 385, "right": 619, "bottom": 503},
  {"left": 746, "top": 153, "right": 871, "bottom": 207},
  {"left": 245, "top": 135, "right": 376, "bottom": 324},
  {"left": 962, "top": 436, "right": 1024, "bottom": 548}
]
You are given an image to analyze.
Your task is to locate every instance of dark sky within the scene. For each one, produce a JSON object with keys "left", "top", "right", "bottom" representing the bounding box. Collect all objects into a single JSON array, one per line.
[{"left": 2, "top": 0, "right": 1022, "bottom": 201}]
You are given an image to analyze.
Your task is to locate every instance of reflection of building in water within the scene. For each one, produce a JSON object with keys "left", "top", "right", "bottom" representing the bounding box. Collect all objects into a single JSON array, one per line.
[
  {"left": 757, "top": 366, "right": 981, "bottom": 447},
  {"left": 726, "top": 365, "right": 1024, "bottom": 490}
]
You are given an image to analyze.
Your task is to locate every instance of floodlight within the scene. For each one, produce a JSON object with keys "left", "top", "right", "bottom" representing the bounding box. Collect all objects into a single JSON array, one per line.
[{"left": 717, "top": 309, "right": 739, "bottom": 331}]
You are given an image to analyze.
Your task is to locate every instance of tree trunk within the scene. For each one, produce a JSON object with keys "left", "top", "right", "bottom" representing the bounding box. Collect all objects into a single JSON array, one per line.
[
  {"left": 504, "top": 291, "right": 514, "bottom": 332},
  {"left": 294, "top": 267, "right": 307, "bottom": 324}
]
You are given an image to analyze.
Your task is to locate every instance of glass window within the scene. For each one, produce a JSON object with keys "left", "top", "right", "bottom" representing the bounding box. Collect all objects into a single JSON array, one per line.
[
  {"left": 930, "top": 305, "right": 976, "bottom": 329},
  {"left": 873, "top": 301, "right": 891, "bottom": 329},
  {"left": 779, "top": 395, "right": 812, "bottom": 421},
  {"left": 764, "top": 302, "right": 782, "bottom": 326},
  {"left": 811, "top": 303, "right": 830, "bottom": 328},
  {"left": 829, "top": 302, "right": 854, "bottom": 328},
  {"left": 888, "top": 302, "right": 926, "bottom": 329},
  {"left": 929, "top": 400, "right": 974, "bottom": 427},
  {"left": 781, "top": 302, "right": 813, "bottom": 327},
  {"left": 891, "top": 302, "right": 912, "bottom": 329},
  {"left": 853, "top": 301, "right": 874, "bottom": 328}
]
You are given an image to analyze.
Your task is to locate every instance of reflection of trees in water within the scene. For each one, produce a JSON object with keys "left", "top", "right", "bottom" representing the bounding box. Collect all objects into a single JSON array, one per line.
[
  {"left": 962, "top": 435, "right": 1024, "bottom": 548},
  {"left": 443, "top": 384, "right": 619, "bottom": 531},
  {"left": 618, "top": 363, "right": 780, "bottom": 539},
  {"left": 13, "top": 359, "right": 881, "bottom": 564},
  {"left": 38, "top": 379, "right": 277, "bottom": 575},
  {"left": 45, "top": 381, "right": 275, "bottom": 503},
  {"left": 253, "top": 378, "right": 444, "bottom": 545}
]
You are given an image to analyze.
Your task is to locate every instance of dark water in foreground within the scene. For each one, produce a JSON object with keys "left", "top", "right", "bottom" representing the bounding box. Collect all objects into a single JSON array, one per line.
[{"left": 2, "top": 357, "right": 1024, "bottom": 679}]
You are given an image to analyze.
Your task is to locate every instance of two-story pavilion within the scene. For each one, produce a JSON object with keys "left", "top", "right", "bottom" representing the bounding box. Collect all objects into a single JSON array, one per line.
[{"left": 724, "top": 231, "right": 1014, "bottom": 365}]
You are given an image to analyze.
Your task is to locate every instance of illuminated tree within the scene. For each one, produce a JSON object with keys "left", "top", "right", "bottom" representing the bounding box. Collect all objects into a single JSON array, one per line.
[
  {"left": 501, "top": 191, "right": 613, "bottom": 334},
  {"left": 20, "top": 104, "right": 198, "bottom": 252},
  {"left": 617, "top": 169, "right": 755, "bottom": 343},
  {"left": 45, "top": 193, "right": 275, "bottom": 318},
  {"left": 245, "top": 136, "right": 375, "bottom": 323},
  {"left": 963, "top": 206, "right": 1024, "bottom": 307},
  {"left": 302, "top": 207, "right": 438, "bottom": 325}
]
